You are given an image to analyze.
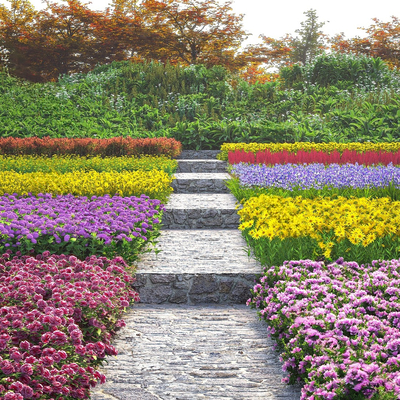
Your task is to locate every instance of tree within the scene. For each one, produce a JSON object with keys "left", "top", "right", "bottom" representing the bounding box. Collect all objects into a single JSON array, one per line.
[
  {"left": 137, "top": 0, "right": 249, "bottom": 71},
  {"left": 0, "top": 0, "right": 38, "bottom": 78},
  {"left": 0, "top": 0, "right": 146, "bottom": 81},
  {"left": 290, "top": 9, "right": 327, "bottom": 65},
  {"left": 244, "top": 9, "right": 327, "bottom": 71},
  {"left": 330, "top": 16, "right": 400, "bottom": 69}
]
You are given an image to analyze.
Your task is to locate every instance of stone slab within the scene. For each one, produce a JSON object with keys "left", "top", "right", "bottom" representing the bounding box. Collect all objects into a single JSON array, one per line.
[
  {"left": 165, "top": 194, "right": 238, "bottom": 210},
  {"left": 172, "top": 173, "right": 230, "bottom": 193},
  {"left": 133, "top": 273, "right": 257, "bottom": 305},
  {"left": 177, "top": 150, "right": 220, "bottom": 160},
  {"left": 134, "top": 230, "right": 261, "bottom": 304},
  {"left": 90, "top": 304, "right": 302, "bottom": 400},
  {"left": 177, "top": 160, "right": 227, "bottom": 173},
  {"left": 137, "top": 230, "right": 258, "bottom": 274},
  {"left": 163, "top": 194, "right": 240, "bottom": 229}
]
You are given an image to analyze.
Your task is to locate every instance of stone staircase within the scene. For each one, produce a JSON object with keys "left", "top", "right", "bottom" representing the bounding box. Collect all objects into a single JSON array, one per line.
[{"left": 90, "top": 150, "right": 302, "bottom": 400}]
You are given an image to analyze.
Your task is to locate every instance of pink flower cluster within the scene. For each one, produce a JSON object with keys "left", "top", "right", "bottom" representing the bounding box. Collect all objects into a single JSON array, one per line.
[
  {"left": 0, "top": 251, "right": 138, "bottom": 399},
  {"left": 248, "top": 258, "right": 400, "bottom": 400}
]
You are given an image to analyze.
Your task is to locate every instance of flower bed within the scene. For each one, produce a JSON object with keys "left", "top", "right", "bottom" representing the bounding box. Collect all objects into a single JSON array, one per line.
[
  {"left": 0, "top": 252, "right": 138, "bottom": 399},
  {"left": 228, "top": 149, "right": 400, "bottom": 166},
  {"left": 248, "top": 258, "right": 400, "bottom": 400},
  {"left": 229, "top": 162, "right": 400, "bottom": 201},
  {"left": 238, "top": 194, "right": 400, "bottom": 266},
  {"left": 0, "top": 155, "right": 177, "bottom": 175},
  {"left": 0, "top": 137, "right": 182, "bottom": 158},
  {"left": 0, "top": 194, "right": 163, "bottom": 263},
  {"left": 0, "top": 170, "right": 173, "bottom": 202},
  {"left": 218, "top": 142, "right": 400, "bottom": 161}
]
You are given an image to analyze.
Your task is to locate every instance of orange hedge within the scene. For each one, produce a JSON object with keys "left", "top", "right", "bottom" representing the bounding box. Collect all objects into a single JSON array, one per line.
[{"left": 0, "top": 137, "right": 182, "bottom": 158}]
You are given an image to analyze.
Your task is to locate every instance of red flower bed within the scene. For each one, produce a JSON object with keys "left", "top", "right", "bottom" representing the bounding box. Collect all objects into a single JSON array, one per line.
[
  {"left": 0, "top": 251, "right": 138, "bottom": 399},
  {"left": 0, "top": 137, "right": 182, "bottom": 158},
  {"left": 228, "top": 149, "right": 400, "bottom": 166}
]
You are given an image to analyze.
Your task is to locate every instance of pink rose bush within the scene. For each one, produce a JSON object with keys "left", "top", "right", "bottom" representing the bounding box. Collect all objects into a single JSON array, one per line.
[
  {"left": 248, "top": 258, "right": 400, "bottom": 400},
  {"left": 0, "top": 251, "right": 138, "bottom": 399}
]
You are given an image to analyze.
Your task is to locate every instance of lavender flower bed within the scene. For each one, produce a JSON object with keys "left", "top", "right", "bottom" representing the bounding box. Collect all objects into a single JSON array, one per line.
[
  {"left": 248, "top": 258, "right": 400, "bottom": 400},
  {"left": 231, "top": 162, "right": 400, "bottom": 190},
  {"left": 0, "top": 194, "right": 163, "bottom": 262}
]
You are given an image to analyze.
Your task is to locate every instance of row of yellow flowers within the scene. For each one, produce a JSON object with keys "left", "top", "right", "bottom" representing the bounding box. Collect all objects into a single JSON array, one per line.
[
  {"left": 0, "top": 170, "right": 173, "bottom": 202},
  {"left": 218, "top": 142, "right": 400, "bottom": 161},
  {"left": 238, "top": 194, "right": 400, "bottom": 263},
  {"left": 0, "top": 155, "right": 177, "bottom": 175}
]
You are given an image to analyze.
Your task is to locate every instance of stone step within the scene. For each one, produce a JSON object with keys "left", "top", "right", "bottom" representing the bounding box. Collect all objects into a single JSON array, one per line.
[
  {"left": 177, "top": 150, "right": 221, "bottom": 159},
  {"left": 162, "top": 194, "right": 240, "bottom": 229},
  {"left": 90, "top": 304, "right": 302, "bottom": 400},
  {"left": 172, "top": 173, "right": 230, "bottom": 193},
  {"left": 134, "top": 229, "right": 260, "bottom": 304},
  {"left": 177, "top": 159, "right": 227, "bottom": 173}
]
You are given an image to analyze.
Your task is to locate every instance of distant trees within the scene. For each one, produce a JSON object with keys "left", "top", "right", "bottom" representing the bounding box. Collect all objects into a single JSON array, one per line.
[
  {"left": 0, "top": 1, "right": 399, "bottom": 83},
  {"left": 244, "top": 9, "right": 327, "bottom": 70},
  {"left": 330, "top": 16, "right": 400, "bottom": 69},
  {"left": 0, "top": 0, "right": 249, "bottom": 81}
]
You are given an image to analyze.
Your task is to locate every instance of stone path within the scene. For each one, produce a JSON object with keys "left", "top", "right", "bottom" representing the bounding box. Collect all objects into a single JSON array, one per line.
[{"left": 90, "top": 150, "right": 302, "bottom": 400}]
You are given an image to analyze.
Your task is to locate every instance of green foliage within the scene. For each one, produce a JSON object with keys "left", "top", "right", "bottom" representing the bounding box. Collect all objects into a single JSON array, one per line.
[{"left": 1, "top": 57, "right": 400, "bottom": 148}]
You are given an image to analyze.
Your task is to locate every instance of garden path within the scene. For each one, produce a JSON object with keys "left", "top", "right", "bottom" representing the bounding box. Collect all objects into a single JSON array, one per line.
[{"left": 90, "top": 150, "right": 302, "bottom": 400}]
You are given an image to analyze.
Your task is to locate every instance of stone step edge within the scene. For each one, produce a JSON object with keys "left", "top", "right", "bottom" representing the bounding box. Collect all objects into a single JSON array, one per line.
[{"left": 132, "top": 272, "right": 257, "bottom": 305}]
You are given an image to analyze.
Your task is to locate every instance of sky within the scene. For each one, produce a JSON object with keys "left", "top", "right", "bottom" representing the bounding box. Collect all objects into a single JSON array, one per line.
[{"left": 12, "top": 0, "right": 400, "bottom": 46}]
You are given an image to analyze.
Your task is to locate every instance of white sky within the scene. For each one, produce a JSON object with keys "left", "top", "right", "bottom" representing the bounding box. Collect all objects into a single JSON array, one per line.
[{"left": 7, "top": 0, "right": 400, "bottom": 45}]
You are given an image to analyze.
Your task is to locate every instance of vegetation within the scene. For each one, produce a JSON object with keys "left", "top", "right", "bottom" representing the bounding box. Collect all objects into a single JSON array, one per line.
[{"left": 1, "top": 54, "right": 399, "bottom": 148}]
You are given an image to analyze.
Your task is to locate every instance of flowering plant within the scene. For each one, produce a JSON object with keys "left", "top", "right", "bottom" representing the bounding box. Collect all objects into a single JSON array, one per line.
[
  {"left": 218, "top": 142, "right": 400, "bottom": 161},
  {"left": 0, "top": 155, "right": 177, "bottom": 176},
  {"left": 238, "top": 194, "right": 400, "bottom": 265},
  {"left": 0, "top": 137, "right": 182, "bottom": 158},
  {"left": 0, "top": 170, "right": 173, "bottom": 202},
  {"left": 0, "top": 194, "right": 163, "bottom": 263},
  {"left": 228, "top": 149, "right": 400, "bottom": 166},
  {"left": 229, "top": 162, "right": 400, "bottom": 201},
  {"left": 248, "top": 258, "right": 400, "bottom": 400},
  {"left": 0, "top": 252, "right": 138, "bottom": 399}
]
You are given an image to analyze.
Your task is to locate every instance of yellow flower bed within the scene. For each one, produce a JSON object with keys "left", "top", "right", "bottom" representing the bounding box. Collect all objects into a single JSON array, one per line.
[
  {"left": 238, "top": 194, "right": 400, "bottom": 258},
  {"left": 0, "top": 155, "right": 177, "bottom": 175},
  {"left": 0, "top": 170, "right": 173, "bottom": 202},
  {"left": 218, "top": 142, "right": 400, "bottom": 161}
]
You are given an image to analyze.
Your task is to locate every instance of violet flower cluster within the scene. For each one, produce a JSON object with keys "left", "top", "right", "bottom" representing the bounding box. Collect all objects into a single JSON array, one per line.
[
  {"left": 0, "top": 193, "right": 163, "bottom": 261},
  {"left": 248, "top": 258, "right": 400, "bottom": 399},
  {"left": 0, "top": 251, "right": 138, "bottom": 399},
  {"left": 231, "top": 162, "right": 400, "bottom": 191}
]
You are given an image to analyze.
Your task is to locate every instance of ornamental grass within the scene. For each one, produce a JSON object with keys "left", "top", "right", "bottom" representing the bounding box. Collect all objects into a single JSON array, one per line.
[
  {"left": 0, "top": 194, "right": 163, "bottom": 263},
  {"left": 0, "top": 252, "right": 138, "bottom": 399},
  {"left": 238, "top": 194, "right": 400, "bottom": 266},
  {"left": 248, "top": 258, "right": 400, "bottom": 400},
  {"left": 0, "top": 155, "right": 177, "bottom": 176},
  {"left": 0, "top": 170, "right": 173, "bottom": 202}
]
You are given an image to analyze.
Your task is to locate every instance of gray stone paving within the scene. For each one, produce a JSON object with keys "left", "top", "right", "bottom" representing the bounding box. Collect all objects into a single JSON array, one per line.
[
  {"left": 177, "top": 160, "right": 227, "bottom": 173},
  {"left": 137, "top": 230, "right": 258, "bottom": 274},
  {"left": 90, "top": 304, "right": 302, "bottom": 400},
  {"left": 89, "top": 151, "right": 302, "bottom": 399},
  {"left": 172, "top": 173, "right": 230, "bottom": 193},
  {"left": 162, "top": 194, "right": 239, "bottom": 229}
]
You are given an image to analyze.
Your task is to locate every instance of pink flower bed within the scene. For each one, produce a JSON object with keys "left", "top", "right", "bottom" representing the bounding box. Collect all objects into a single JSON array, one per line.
[
  {"left": 248, "top": 258, "right": 400, "bottom": 399},
  {"left": 228, "top": 149, "right": 400, "bottom": 166},
  {"left": 0, "top": 251, "right": 138, "bottom": 399}
]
